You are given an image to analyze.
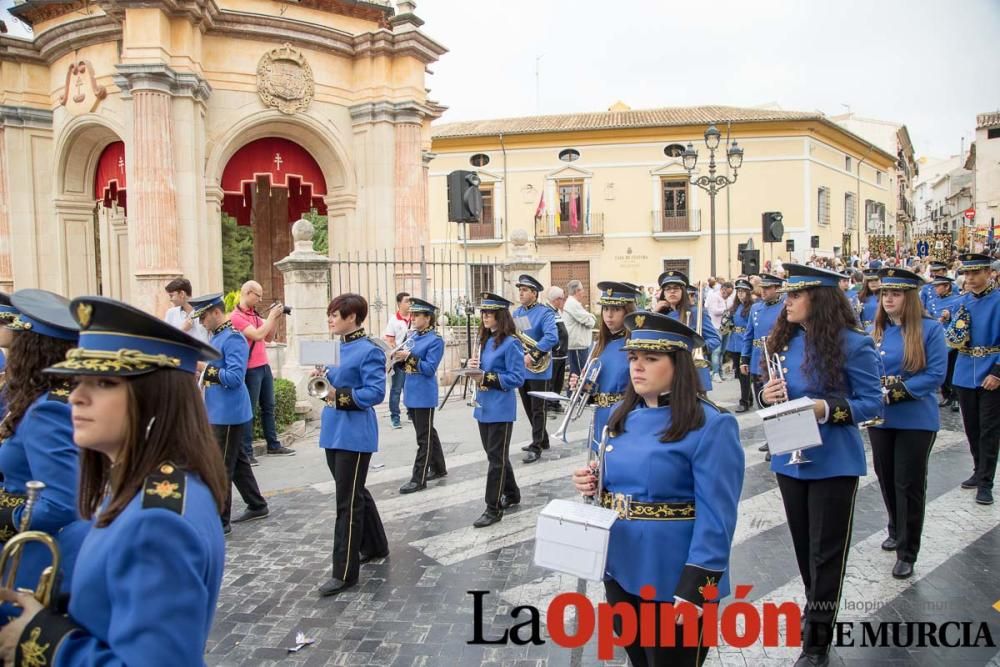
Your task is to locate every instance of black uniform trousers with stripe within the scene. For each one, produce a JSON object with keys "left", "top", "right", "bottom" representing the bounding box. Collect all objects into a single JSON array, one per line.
[
  {"left": 776, "top": 474, "right": 859, "bottom": 654},
  {"left": 869, "top": 428, "right": 936, "bottom": 563},
  {"left": 407, "top": 408, "right": 447, "bottom": 484},
  {"left": 478, "top": 421, "right": 519, "bottom": 514},
  {"left": 326, "top": 450, "right": 388, "bottom": 584},
  {"left": 518, "top": 379, "right": 551, "bottom": 453},
  {"left": 212, "top": 423, "right": 267, "bottom": 529},
  {"left": 604, "top": 578, "right": 707, "bottom": 667},
  {"left": 956, "top": 386, "right": 1000, "bottom": 490}
]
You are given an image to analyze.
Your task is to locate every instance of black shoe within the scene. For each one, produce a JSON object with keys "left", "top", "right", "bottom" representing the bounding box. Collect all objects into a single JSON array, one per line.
[
  {"left": 521, "top": 444, "right": 533, "bottom": 452},
  {"left": 522, "top": 451, "right": 541, "bottom": 464},
  {"left": 976, "top": 487, "right": 994, "bottom": 505},
  {"left": 961, "top": 475, "right": 978, "bottom": 489},
  {"left": 892, "top": 560, "right": 914, "bottom": 579},
  {"left": 881, "top": 537, "right": 898, "bottom": 551},
  {"left": 399, "top": 481, "right": 426, "bottom": 494},
  {"left": 425, "top": 470, "right": 448, "bottom": 482},
  {"left": 359, "top": 551, "right": 388, "bottom": 564},
  {"left": 267, "top": 446, "right": 296, "bottom": 455},
  {"left": 500, "top": 495, "right": 520, "bottom": 509},
  {"left": 222, "top": 524, "right": 232, "bottom": 536},
  {"left": 765, "top": 451, "right": 771, "bottom": 462},
  {"left": 938, "top": 396, "right": 951, "bottom": 407},
  {"left": 794, "top": 651, "right": 830, "bottom": 667},
  {"left": 248, "top": 455, "right": 260, "bottom": 466},
  {"left": 951, "top": 401, "right": 960, "bottom": 413},
  {"left": 758, "top": 442, "right": 769, "bottom": 452},
  {"left": 540, "top": 442, "right": 550, "bottom": 450},
  {"left": 318, "top": 577, "right": 357, "bottom": 597},
  {"left": 232, "top": 506, "right": 269, "bottom": 523},
  {"left": 735, "top": 403, "right": 749, "bottom": 413},
  {"left": 473, "top": 511, "right": 502, "bottom": 528}
]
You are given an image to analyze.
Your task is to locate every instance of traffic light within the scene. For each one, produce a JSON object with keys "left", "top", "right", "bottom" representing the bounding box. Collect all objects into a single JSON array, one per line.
[
  {"left": 741, "top": 249, "right": 760, "bottom": 276},
  {"left": 762, "top": 211, "right": 784, "bottom": 242},
  {"left": 447, "top": 170, "right": 483, "bottom": 222},
  {"left": 786, "top": 239, "right": 795, "bottom": 252}
]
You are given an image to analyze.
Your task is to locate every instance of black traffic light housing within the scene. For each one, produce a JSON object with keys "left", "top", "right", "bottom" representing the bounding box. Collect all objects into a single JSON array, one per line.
[
  {"left": 762, "top": 211, "right": 784, "bottom": 242},
  {"left": 811, "top": 235, "right": 820, "bottom": 249},
  {"left": 447, "top": 170, "right": 483, "bottom": 223},
  {"left": 786, "top": 239, "right": 795, "bottom": 252}
]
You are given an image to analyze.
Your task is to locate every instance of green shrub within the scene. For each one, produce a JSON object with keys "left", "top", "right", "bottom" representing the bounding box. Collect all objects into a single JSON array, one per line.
[
  {"left": 223, "top": 290, "right": 240, "bottom": 314},
  {"left": 253, "top": 377, "right": 298, "bottom": 440}
]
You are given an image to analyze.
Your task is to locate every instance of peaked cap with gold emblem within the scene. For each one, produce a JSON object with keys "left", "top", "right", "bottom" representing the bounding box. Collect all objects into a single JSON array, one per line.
[
  {"left": 597, "top": 281, "right": 640, "bottom": 306},
  {"left": 623, "top": 310, "right": 704, "bottom": 353},
  {"left": 876, "top": 267, "right": 923, "bottom": 290},
  {"left": 7, "top": 289, "right": 79, "bottom": 341}
]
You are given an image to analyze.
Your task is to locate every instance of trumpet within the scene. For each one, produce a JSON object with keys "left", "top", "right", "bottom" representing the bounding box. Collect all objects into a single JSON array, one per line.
[
  {"left": 307, "top": 365, "right": 331, "bottom": 399},
  {"left": 0, "top": 481, "right": 61, "bottom": 607},
  {"left": 385, "top": 337, "right": 415, "bottom": 373},
  {"left": 585, "top": 426, "right": 610, "bottom": 506},
  {"left": 466, "top": 353, "right": 482, "bottom": 408},
  {"left": 553, "top": 348, "right": 601, "bottom": 443},
  {"left": 688, "top": 282, "right": 708, "bottom": 368}
]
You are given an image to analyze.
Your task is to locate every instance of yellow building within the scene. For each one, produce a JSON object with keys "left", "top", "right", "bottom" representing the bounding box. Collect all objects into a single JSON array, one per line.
[{"left": 429, "top": 104, "right": 897, "bottom": 302}]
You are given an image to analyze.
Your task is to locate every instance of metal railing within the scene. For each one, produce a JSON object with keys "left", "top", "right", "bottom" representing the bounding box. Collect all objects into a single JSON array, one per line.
[
  {"left": 535, "top": 212, "right": 605, "bottom": 239},
  {"left": 651, "top": 209, "right": 701, "bottom": 234},
  {"left": 464, "top": 217, "right": 504, "bottom": 242}
]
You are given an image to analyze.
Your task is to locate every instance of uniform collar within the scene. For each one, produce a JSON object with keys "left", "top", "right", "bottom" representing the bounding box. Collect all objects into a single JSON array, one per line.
[
  {"left": 345, "top": 328, "right": 366, "bottom": 342},
  {"left": 213, "top": 321, "right": 232, "bottom": 335},
  {"left": 523, "top": 301, "right": 537, "bottom": 310},
  {"left": 764, "top": 296, "right": 781, "bottom": 306},
  {"left": 657, "top": 393, "right": 671, "bottom": 407},
  {"left": 416, "top": 327, "right": 432, "bottom": 335},
  {"left": 610, "top": 329, "right": 626, "bottom": 340},
  {"left": 971, "top": 282, "right": 996, "bottom": 299}
]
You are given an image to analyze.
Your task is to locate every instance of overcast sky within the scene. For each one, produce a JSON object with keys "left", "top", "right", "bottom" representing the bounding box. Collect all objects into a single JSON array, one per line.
[{"left": 2, "top": 0, "right": 996, "bottom": 159}]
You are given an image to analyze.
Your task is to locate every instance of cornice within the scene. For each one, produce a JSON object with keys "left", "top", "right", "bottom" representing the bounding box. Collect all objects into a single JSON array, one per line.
[
  {"left": 96, "top": 0, "right": 220, "bottom": 31},
  {"left": 0, "top": 15, "right": 121, "bottom": 66},
  {"left": 0, "top": 105, "right": 54, "bottom": 129},
  {"left": 114, "top": 63, "right": 212, "bottom": 102},
  {"left": 349, "top": 100, "right": 441, "bottom": 126}
]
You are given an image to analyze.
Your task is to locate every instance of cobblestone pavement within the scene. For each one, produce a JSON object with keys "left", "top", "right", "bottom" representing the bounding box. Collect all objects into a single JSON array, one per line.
[{"left": 208, "top": 381, "right": 1000, "bottom": 667}]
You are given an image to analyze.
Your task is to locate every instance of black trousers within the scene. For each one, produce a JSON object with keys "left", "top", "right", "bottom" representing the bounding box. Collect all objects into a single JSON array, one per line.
[
  {"left": 726, "top": 351, "right": 751, "bottom": 407},
  {"left": 604, "top": 578, "right": 707, "bottom": 667},
  {"left": 550, "top": 358, "right": 567, "bottom": 398},
  {"left": 518, "top": 379, "right": 551, "bottom": 453},
  {"left": 956, "top": 386, "right": 1000, "bottom": 490},
  {"left": 325, "top": 449, "right": 388, "bottom": 583},
  {"left": 212, "top": 423, "right": 267, "bottom": 528},
  {"left": 407, "top": 407, "right": 447, "bottom": 485},
  {"left": 478, "top": 421, "right": 519, "bottom": 513},
  {"left": 941, "top": 349, "right": 958, "bottom": 400},
  {"left": 776, "top": 474, "right": 859, "bottom": 654},
  {"left": 751, "top": 373, "right": 765, "bottom": 409},
  {"left": 869, "top": 428, "right": 936, "bottom": 563}
]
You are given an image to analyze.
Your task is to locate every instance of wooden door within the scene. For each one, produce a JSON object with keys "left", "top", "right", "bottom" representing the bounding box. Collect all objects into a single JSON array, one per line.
[
  {"left": 550, "top": 260, "right": 591, "bottom": 307},
  {"left": 251, "top": 175, "right": 291, "bottom": 341}
]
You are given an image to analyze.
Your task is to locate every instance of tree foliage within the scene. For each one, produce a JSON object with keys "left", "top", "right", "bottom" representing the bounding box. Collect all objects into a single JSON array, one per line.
[{"left": 221, "top": 214, "right": 254, "bottom": 293}]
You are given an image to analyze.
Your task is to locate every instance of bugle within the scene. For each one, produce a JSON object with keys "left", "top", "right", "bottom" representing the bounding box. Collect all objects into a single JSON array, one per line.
[
  {"left": 0, "top": 481, "right": 61, "bottom": 607},
  {"left": 385, "top": 337, "right": 415, "bottom": 373},
  {"left": 307, "top": 365, "right": 331, "bottom": 399},
  {"left": 552, "top": 348, "right": 601, "bottom": 443}
]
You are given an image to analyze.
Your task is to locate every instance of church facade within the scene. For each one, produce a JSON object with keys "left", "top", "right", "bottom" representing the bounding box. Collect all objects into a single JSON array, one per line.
[{"left": 0, "top": 0, "right": 444, "bottom": 316}]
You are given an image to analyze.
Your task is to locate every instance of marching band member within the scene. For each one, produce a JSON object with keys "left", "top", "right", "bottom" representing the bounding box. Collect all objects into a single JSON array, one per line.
[
  {"left": 315, "top": 293, "right": 388, "bottom": 594},
  {"left": 857, "top": 269, "right": 881, "bottom": 329},
  {"left": 919, "top": 260, "right": 956, "bottom": 309},
  {"left": 0, "top": 290, "right": 82, "bottom": 612},
  {"left": 571, "top": 281, "right": 638, "bottom": 452},
  {"left": 189, "top": 293, "right": 269, "bottom": 534},
  {"left": 741, "top": 273, "right": 785, "bottom": 457},
  {"left": 469, "top": 293, "right": 525, "bottom": 528},
  {"left": 397, "top": 297, "right": 447, "bottom": 494},
  {"left": 513, "top": 275, "right": 558, "bottom": 464},
  {"left": 0, "top": 295, "right": 227, "bottom": 665},
  {"left": 839, "top": 270, "right": 861, "bottom": 321},
  {"left": 724, "top": 279, "right": 754, "bottom": 412},
  {"left": 572, "top": 311, "right": 743, "bottom": 666},
  {"left": 868, "top": 268, "right": 947, "bottom": 579},
  {"left": 945, "top": 253, "right": 1000, "bottom": 506},
  {"left": 655, "top": 270, "right": 720, "bottom": 393},
  {"left": 0, "top": 293, "right": 19, "bottom": 418},
  {"left": 926, "top": 274, "right": 963, "bottom": 412},
  {"left": 760, "top": 264, "right": 882, "bottom": 666}
]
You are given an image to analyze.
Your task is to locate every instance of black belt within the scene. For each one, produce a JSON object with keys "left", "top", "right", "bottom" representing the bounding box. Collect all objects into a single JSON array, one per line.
[{"left": 600, "top": 491, "right": 695, "bottom": 521}]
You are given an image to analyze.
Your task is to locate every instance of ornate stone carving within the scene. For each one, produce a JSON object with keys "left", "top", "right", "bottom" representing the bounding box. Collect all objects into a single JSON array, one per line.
[
  {"left": 59, "top": 60, "right": 107, "bottom": 115},
  {"left": 256, "top": 44, "right": 314, "bottom": 115}
]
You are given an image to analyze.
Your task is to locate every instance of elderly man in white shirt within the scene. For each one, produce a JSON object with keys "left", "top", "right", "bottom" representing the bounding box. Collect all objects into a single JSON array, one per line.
[
  {"left": 561, "top": 279, "right": 596, "bottom": 393},
  {"left": 705, "top": 281, "right": 734, "bottom": 381}
]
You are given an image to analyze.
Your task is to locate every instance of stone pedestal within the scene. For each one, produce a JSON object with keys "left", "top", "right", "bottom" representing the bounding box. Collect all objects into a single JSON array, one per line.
[
  {"left": 274, "top": 218, "right": 334, "bottom": 405},
  {"left": 499, "top": 228, "right": 546, "bottom": 301}
]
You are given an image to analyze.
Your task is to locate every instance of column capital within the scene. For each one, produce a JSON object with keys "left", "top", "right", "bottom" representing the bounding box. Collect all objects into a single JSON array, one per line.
[
  {"left": 349, "top": 100, "right": 439, "bottom": 126},
  {"left": 114, "top": 64, "right": 212, "bottom": 103}
]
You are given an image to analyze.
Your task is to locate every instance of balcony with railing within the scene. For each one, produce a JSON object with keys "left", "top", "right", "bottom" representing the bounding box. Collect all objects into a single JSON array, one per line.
[
  {"left": 897, "top": 195, "right": 914, "bottom": 221},
  {"left": 535, "top": 212, "right": 604, "bottom": 243},
  {"left": 462, "top": 217, "right": 504, "bottom": 245},
  {"left": 651, "top": 209, "right": 701, "bottom": 239}
]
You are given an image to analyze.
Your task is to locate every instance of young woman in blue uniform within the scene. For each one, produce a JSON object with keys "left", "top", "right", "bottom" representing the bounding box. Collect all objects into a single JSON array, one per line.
[
  {"left": 397, "top": 297, "right": 447, "bottom": 494},
  {"left": 857, "top": 269, "right": 881, "bottom": 329},
  {"left": 760, "top": 264, "right": 883, "bottom": 667},
  {"left": 0, "top": 290, "right": 82, "bottom": 613},
  {"left": 926, "top": 274, "right": 964, "bottom": 412},
  {"left": 0, "top": 293, "right": 20, "bottom": 419},
  {"left": 724, "top": 279, "right": 754, "bottom": 412},
  {"left": 468, "top": 293, "right": 525, "bottom": 528},
  {"left": 867, "top": 267, "right": 947, "bottom": 580},
  {"left": 572, "top": 311, "right": 744, "bottom": 666},
  {"left": 315, "top": 293, "right": 388, "bottom": 595},
  {"left": 654, "top": 270, "right": 720, "bottom": 393},
  {"left": 0, "top": 295, "right": 227, "bottom": 666},
  {"left": 740, "top": 273, "right": 785, "bottom": 414}
]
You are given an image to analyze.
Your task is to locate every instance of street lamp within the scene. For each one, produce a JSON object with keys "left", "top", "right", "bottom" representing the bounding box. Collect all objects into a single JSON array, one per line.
[{"left": 683, "top": 125, "right": 744, "bottom": 277}]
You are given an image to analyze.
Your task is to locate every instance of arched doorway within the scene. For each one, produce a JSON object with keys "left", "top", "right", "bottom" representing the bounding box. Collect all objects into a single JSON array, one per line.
[
  {"left": 93, "top": 140, "right": 130, "bottom": 301},
  {"left": 220, "top": 137, "right": 328, "bottom": 339}
]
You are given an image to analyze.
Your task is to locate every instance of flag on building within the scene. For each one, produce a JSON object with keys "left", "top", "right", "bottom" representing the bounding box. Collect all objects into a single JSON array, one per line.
[
  {"left": 569, "top": 193, "right": 579, "bottom": 231},
  {"left": 534, "top": 191, "right": 545, "bottom": 219}
]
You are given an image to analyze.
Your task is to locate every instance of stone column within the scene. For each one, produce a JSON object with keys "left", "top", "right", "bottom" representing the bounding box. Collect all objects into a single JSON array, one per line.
[
  {"left": 274, "top": 218, "right": 334, "bottom": 407},
  {"left": 0, "top": 128, "right": 13, "bottom": 293},
  {"left": 500, "top": 229, "right": 547, "bottom": 302}
]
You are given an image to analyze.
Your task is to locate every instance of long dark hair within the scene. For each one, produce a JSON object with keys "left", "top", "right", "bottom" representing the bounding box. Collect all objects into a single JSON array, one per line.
[
  {"left": 78, "top": 369, "right": 228, "bottom": 527},
  {"left": 764, "top": 287, "right": 857, "bottom": 394},
  {"left": 656, "top": 286, "right": 691, "bottom": 320},
  {"left": 730, "top": 288, "right": 753, "bottom": 318},
  {"left": 478, "top": 308, "right": 517, "bottom": 350},
  {"left": 857, "top": 279, "right": 878, "bottom": 301},
  {"left": 606, "top": 350, "right": 705, "bottom": 442},
  {"left": 1, "top": 331, "right": 76, "bottom": 439},
  {"left": 592, "top": 303, "right": 635, "bottom": 358}
]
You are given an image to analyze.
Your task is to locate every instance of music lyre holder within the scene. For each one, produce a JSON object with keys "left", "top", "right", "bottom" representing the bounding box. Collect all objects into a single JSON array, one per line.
[
  {"left": 764, "top": 339, "right": 809, "bottom": 465},
  {"left": 439, "top": 301, "right": 479, "bottom": 410}
]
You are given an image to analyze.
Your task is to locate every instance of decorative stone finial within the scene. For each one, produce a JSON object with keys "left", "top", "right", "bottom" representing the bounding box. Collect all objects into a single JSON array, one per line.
[
  {"left": 398, "top": 1, "right": 417, "bottom": 13},
  {"left": 510, "top": 228, "right": 531, "bottom": 258},
  {"left": 292, "top": 217, "right": 314, "bottom": 242}
]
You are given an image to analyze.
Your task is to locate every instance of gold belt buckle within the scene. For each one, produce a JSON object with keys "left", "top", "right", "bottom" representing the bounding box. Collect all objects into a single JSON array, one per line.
[
  {"left": 971, "top": 347, "right": 985, "bottom": 358},
  {"left": 613, "top": 493, "right": 632, "bottom": 520}
]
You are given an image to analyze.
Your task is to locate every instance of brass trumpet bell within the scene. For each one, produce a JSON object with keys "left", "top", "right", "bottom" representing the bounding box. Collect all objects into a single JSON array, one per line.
[
  {"left": 307, "top": 376, "right": 331, "bottom": 399},
  {"left": 0, "top": 480, "right": 61, "bottom": 607}
]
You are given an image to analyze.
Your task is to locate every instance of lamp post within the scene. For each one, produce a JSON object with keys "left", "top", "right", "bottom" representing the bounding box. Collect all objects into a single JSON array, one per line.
[{"left": 683, "top": 125, "right": 744, "bottom": 277}]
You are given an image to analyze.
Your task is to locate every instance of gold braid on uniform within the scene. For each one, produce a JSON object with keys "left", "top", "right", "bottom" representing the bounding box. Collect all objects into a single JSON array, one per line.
[
  {"left": 16, "top": 609, "right": 82, "bottom": 667},
  {"left": 825, "top": 398, "right": 855, "bottom": 425},
  {"left": 884, "top": 381, "right": 915, "bottom": 405},
  {"left": 333, "top": 387, "right": 360, "bottom": 410},
  {"left": 403, "top": 354, "right": 419, "bottom": 374},
  {"left": 0, "top": 490, "right": 26, "bottom": 543}
]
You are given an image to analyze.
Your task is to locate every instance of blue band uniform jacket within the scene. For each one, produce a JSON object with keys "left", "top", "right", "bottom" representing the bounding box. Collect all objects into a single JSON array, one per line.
[
  {"left": 587, "top": 333, "right": 629, "bottom": 452},
  {"left": 319, "top": 329, "right": 386, "bottom": 452},
  {"left": 724, "top": 306, "right": 752, "bottom": 354},
  {"left": 603, "top": 399, "right": 744, "bottom": 604},
  {"left": 15, "top": 464, "right": 225, "bottom": 666},
  {"left": 473, "top": 334, "right": 525, "bottom": 423},
  {"left": 768, "top": 328, "right": 884, "bottom": 479},
  {"left": 203, "top": 322, "right": 252, "bottom": 426},
  {"left": 946, "top": 283, "right": 1000, "bottom": 389},
  {"left": 741, "top": 298, "right": 784, "bottom": 375},
  {"left": 925, "top": 288, "right": 963, "bottom": 323},
  {"left": 0, "top": 385, "right": 82, "bottom": 606},
  {"left": 666, "top": 308, "right": 720, "bottom": 392},
  {"left": 920, "top": 280, "right": 958, "bottom": 309},
  {"left": 402, "top": 329, "right": 443, "bottom": 410},
  {"left": 860, "top": 293, "right": 880, "bottom": 329},
  {"left": 511, "top": 302, "right": 559, "bottom": 381},
  {"left": 870, "top": 317, "right": 946, "bottom": 432}
]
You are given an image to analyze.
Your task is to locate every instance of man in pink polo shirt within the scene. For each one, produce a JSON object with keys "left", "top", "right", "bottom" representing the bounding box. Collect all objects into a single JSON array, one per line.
[{"left": 230, "top": 280, "right": 295, "bottom": 464}]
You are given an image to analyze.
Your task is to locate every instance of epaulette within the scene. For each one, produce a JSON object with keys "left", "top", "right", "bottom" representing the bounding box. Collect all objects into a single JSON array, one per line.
[
  {"left": 698, "top": 395, "right": 730, "bottom": 415},
  {"left": 141, "top": 463, "right": 186, "bottom": 515},
  {"left": 47, "top": 383, "right": 72, "bottom": 403}
]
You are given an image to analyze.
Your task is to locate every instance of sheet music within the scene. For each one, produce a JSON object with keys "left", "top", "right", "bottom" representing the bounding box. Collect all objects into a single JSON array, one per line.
[{"left": 299, "top": 339, "right": 341, "bottom": 366}]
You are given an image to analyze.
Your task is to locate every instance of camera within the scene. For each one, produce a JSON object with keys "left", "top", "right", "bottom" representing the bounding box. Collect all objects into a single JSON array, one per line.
[{"left": 282, "top": 305, "right": 293, "bottom": 316}]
